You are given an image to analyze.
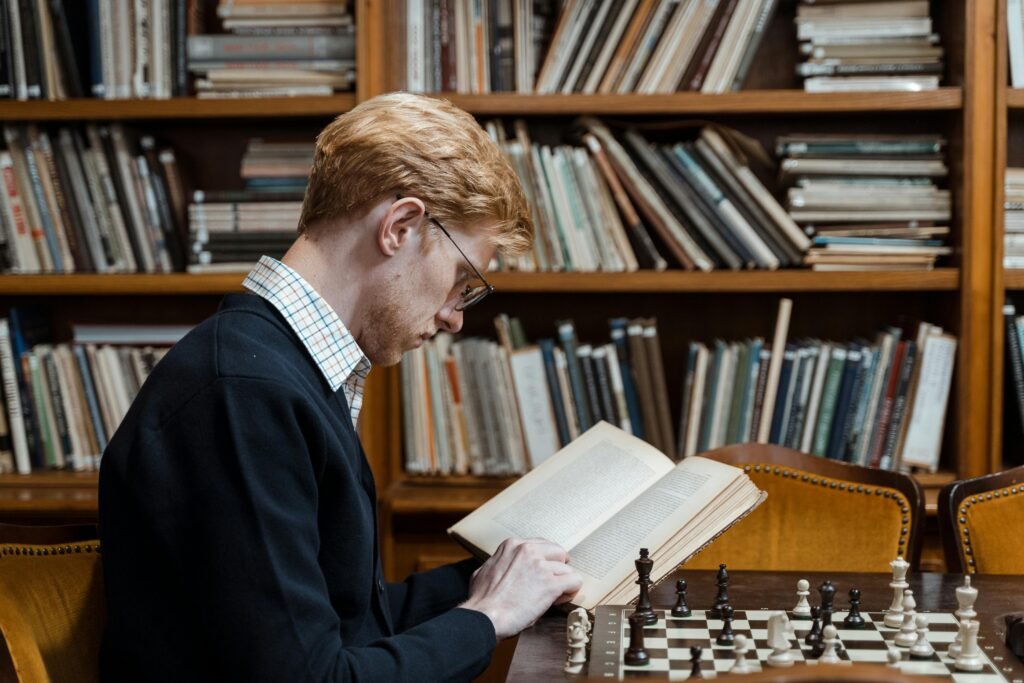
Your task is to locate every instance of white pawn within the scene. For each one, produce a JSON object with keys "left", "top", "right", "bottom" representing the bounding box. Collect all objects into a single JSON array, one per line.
[
  {"left": 818, "top": 625, "right": 842, "bottom": 664},
  {"left": 885, "top": 556, "right": 911, "bottom": 628},
  {"left": 793, "top": 579, "right": 812, "bottom": 619},
  {"left": 909, "top": 614, "right": 935, "bottom": 658},
  {"left": 895, "top": 589, "right": 918, "bottom": 647},
  {"left": 954, "top": 619, "right": 983, "bottom": 672},
  {"left": 886, "top": 647, "right": 902, "bottom": 668},
  {"left": 730, "top": 634, "right": 755, "bottom": 675},
  {"left": 955, "top": 575, "right": 978, "bottom": 621}
]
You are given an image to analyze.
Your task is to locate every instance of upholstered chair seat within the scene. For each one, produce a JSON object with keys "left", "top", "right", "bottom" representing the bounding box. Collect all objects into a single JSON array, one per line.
[{"left": 938, "top": 464, "right": 1024, "bottom": 574}]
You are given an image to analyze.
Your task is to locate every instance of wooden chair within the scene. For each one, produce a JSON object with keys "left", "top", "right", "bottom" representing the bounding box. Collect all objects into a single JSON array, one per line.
[
  {"left": 683, "top": 444, "right": 924, "bottom": 572},
  {"left": 938, "top": 464, "right": 1024, "bottom": 574},
  {"left": 0, "top": 524, "right": 105, "bottom": 683}
]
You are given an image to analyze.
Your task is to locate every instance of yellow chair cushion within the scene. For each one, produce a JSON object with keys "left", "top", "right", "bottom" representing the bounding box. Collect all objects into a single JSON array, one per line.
[
  {"left": 684, "top": 465, "right": 913, "bottom": 573},
  {"left": 0, "top": 542, "right": 105, "bottom": 683},
  {"left": 956, "top": 487, "right": 1024, "bottom": 574}
]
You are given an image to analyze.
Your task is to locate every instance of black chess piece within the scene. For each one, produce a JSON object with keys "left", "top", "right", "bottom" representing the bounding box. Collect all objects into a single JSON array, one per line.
[
  {"left": 690, "top": 645, "right": 703, "bottom": 678},
  {"left": 805, "top": 605, "right": 823, "bottom": 649},
  {"left": 671, "top": 579, "right": 692, "bottom": 618},
  {"left": 710, "top": 563, "right": 730, "bottom": 618},
  {"left": 624, "top": 613, "right": 650, "bottom": 666},
  {"left": 631, "top": 548, "right": 657, "bottom": 626},
  {"left": 716, "top": 604, "right": 735, "bottom": 646},
  {"left": 843, "top": 588, "right": 866, "bottom": 629},
  {"left": 819, "top": 579, "right": 836, "bottom": 628}
]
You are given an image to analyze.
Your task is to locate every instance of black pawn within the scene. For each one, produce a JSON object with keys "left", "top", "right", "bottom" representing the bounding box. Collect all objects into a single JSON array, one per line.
[
  {"left": 805, "top": 605, "right": 823, "bottom": 649},
  {"left": 818, "top": 579, "right": 836, "bottom": 628},
  {"left": 690, "top": 645, "right": 703, "bottom": 678},
  {"left": 624, "top": 613, "right": 650, "bottom": 666},
  {"left": 671, "top": 579, "right": 692, "bottom": 618},
  {"left": 716, "top": 604, "right": 735, "bottom": 646},
  {"left": 843, "top": 588, "right": 866, "bottom": 629},
  {"left": 710, "top": 563, "right": 730, "bottom": 618},
  {"left": 631, "top": 548, "right": 657, "bottom": 626}
]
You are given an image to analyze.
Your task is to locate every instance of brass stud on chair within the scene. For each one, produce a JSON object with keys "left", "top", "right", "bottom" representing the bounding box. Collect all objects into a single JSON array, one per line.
[
  {"left": 744, "top": 465, "right": 751, "bottom": 473},
  {"left": 802, "top": 474, "right": 809, "bottom": 481}
]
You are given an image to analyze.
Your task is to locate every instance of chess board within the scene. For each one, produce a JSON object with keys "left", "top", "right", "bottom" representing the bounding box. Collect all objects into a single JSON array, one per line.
[{"left": 588, "top": 606, "right": 1014, "bottom": 681}]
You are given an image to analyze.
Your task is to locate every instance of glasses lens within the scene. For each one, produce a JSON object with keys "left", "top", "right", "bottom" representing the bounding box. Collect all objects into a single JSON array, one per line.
[{"left": 457, "top": 284, "right": 492, "bottom": 311}]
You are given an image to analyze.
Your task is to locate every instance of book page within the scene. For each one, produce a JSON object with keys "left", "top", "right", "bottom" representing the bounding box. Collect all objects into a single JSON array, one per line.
[
  {"left": 567, "top": 455, "right": 746, "bottom": 607},
  {"left": 448, "top": 422, "right": 674, "bottom": 556}
]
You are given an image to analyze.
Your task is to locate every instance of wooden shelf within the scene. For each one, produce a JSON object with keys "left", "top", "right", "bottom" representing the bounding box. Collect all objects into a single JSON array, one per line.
[
  {"left": 0, "top": 95, "right": 358, "bottom": 121},
  {"left": 0, "top": 471, "right": 98, "bottom": 521},
  {"left": 437, "top": 89, "right": 963, "bottom": 115},
  {"left": 0, "top": 270, "right": 960, "bottom": 296},
  {"left": 1005, "top": 269, "right": 1024, "bottom": 289},
  {"left": 383, "top": 478, "right": 514, "bottom": 515},
  {"left": 1008, "top": 89, "right": 1024, "bottom": 109},
  {"left": 488, "top": 269, "right": 960, "bottom": 293}
]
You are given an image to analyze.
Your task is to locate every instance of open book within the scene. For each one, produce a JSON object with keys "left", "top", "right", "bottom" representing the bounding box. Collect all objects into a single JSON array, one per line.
[{"left": 448, "top": 422, "right": 767, "bottom": 609}]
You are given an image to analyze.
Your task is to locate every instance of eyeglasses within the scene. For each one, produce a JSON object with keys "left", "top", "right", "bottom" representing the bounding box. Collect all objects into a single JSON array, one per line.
[{"left": 396, "top": 194, "right": 494, "bottom": 311}]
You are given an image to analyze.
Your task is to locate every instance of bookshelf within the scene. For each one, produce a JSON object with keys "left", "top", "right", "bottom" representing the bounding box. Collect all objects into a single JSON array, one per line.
[{"left": 0, "top": 1, "right": 1004, "bottom": 585}]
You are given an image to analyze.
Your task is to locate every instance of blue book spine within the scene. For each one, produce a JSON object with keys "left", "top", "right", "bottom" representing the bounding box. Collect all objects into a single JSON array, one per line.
[
  {"left": 73, "top": 345, "right": 107, "bottom": 453},
  {"left": 609, "top": 319, "right": 644, "bottom": 439},
  {"left": 86, "top": 0, "right": 103, "bottom": 97},
  {"left": 768, "top": 347, "right": 795, "bottom": 445},
  {"left": 826, "top": 347, "right": 863, "bottom": 460},
  {"left": 539, "top": 338, "right": 571, "bottom": 447},
  {"left": 557, "top": 321, "right": 591, "bottom": 432}
]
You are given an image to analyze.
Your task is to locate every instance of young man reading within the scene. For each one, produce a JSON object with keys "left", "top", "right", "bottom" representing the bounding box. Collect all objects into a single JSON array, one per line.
[{"left": 99, "top": 93, "right": 582, "bottom": 682}]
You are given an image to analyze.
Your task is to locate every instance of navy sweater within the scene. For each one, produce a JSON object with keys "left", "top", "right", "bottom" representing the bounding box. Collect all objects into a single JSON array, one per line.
[{"left": 99, "top": 294, "right": 495, "bottom": 682}]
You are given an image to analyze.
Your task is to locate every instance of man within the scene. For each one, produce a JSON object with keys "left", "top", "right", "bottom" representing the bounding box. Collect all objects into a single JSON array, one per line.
[{"left": 99, "top": 93, "right": 582, "bottom": 682}]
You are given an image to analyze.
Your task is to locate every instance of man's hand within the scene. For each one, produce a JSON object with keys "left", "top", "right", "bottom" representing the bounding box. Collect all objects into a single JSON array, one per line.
[{"left": 460, "top": 537, "right": 583, "bottom": 640}]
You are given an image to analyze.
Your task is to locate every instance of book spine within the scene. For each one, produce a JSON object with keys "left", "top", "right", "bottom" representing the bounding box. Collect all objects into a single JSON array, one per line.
[
  {"left": 687, "top": 0, "right": 738, "bottom": 90},
  {"left": 879, "top": 341, "right": 917, "bottom": 470},
  {"left": 576, "top": 344, "right": 605, "bottom": 424},
  {"left": 768, "top": 347, "right": 795, "bottom": 445},
  {"left": 868, "top": 341, "right": 908, "bottom": 469},
  {"left": 811, "top": 348, "right": 847, "bottom": 456},
  {"left": 1006, "top": 302, "right": 1024, "bottom": 448},
  {"left": 557, "top": 320, "right": 592, "bottom": 432},
  {"left": 591, "top": 346, "right": 620, "bottom": 427},
  {"left": 609, "top": 318, "right": 645, "bottom": 439},
  {"left": 747, "top": 348, "right": 771, "bottom": 442},
  {"left": 17, "top": 0, "right": 42, "bottom": 98},
  {"left": 72, "top": 344, "right": 107, "bottom": 453},
  {"left": 0, "top": 320, "right": 30, "bottom": 473},
  {"left": 677, "top": 343, "right": 698, "bottom": 458},
  {"left": 627, "top": 320, "right": 660, "bottom": 448},
  {"left": 41, "top": 349, "right": 72, "bottom": 461},
  {"left": 825, "top": 347, "right": 862, "bottom": 460},
  {"left": 730, "top": 0, "right": 777, "bottom": 90},
  {"left": 538, "top": 338, "right": 571, "bottom": 447},
  {"left": 602, "top": 342, "right": 633, "bottom": 435}
]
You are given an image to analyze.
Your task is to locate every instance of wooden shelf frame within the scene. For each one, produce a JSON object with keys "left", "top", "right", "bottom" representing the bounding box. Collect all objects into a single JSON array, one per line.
[{"left": 0, "top": 95, "right": 360, "bottom": 121}]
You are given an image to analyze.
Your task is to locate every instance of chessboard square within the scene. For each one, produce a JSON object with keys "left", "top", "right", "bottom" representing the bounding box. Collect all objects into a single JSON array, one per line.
[
  {"left": 834, "top": 628, "right": 885, "bottom": 642},
  {"left": 900, "top": 660, "right": 962, "bottom": 676},
  {"left": 667, "top": 628, "right": 720, "bottom": 639},
  {"left": 925, "top": 631, "right": 957, "bottom": 643},
  {"left": 844, "top": 649, "right": 891, "bottom": 663},
  {"left": 919, "top": 611, "right": 960, "bottom": 625},
  {"left": 638, "top": 638, "right": 669, "bottom": 649},
  {"left": 667, "top": 638, "right": 713, "bottom": 650},
  {"left": 712, "top": 658, "right": 763, "bottom": 673}
]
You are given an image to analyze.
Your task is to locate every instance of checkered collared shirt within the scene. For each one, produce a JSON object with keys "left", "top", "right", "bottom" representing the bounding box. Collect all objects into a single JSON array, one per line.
[{"left": 243, "top": 255, "right": 371, "bottom": 429}]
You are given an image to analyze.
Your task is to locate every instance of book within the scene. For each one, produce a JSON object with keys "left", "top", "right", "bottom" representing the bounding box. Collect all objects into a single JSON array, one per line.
[{"left": 448, "top": 421, "right": 766, "bottom": 609}]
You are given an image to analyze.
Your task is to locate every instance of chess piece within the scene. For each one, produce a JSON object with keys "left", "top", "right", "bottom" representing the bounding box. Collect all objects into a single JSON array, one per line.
[
  {"left": 766, "top": 612, "right": 794, "bottom": 667},
  {"left": 909, "top": 614, "right": 935, "bottom": 659},
  {"left": 948, "top": 616, "right": 964, "bottom": 659},
  {"left": 671, "top": 579, "right": 692, "bottom": 618},
  {"left": 564, "top": 608, "right": 590, "bottom": 674},
  {"left": 954, "top": 619, "right": 983, "bottom": 672},
  {"left": 894, "top": 589, "right": 918, "bottom": 647},
  {"left": 716, "top": 604, "right": 735, "bottom": 646},
  {"left": 885, "top": 556, "right": 911, "bottom": 628},
  {"left": 804, "top": 605, "right": 823, "bottom": 649},
  {"left": 818, "top": 580, "right": 836, "bottom": 628},
  {"left": 710, "top": 563, "right": 730, "bottom": 618},
  {"left": 886, "top": 647, "right": 902, "bottom": 668},
  {"left": 843, "top": 588, "right": 866, "bottom": 629},
  {"left": 689, "top": 645, "right": 703, "bottom": 678},
  {"left": 792, "top": 579, "right": 812, "bottom": 619},
  {"left": 818, "top": 625, "right": 841, "bottom": 664},
  {"left": 955, "top": 575, "right": 978, "bottom": 621},
  {"left": 631, "top": 548, "right": 657, "bottom": 626},
  {"left": 623, "top": 613, "right": 649, "bottom": 666},
  {"left": 730, "top": 635, "right": 755, "bottom": 674}
]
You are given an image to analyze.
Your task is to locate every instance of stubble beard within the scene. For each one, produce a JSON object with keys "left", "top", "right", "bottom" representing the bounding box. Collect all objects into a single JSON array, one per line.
[{"left": 362, "top": 285, "right": 422, "bottom": 367}]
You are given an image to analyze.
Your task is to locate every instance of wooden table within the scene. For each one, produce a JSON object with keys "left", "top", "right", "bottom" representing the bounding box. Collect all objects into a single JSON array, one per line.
[{"left": 507, "top": 570, "right": 1024, "bottom": 682}]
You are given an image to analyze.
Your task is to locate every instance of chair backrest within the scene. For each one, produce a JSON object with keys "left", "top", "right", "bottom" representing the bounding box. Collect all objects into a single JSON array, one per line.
[
  {"left": 683, "top": 444, "right": 924, "bottom": 572},
  {"left": 0, "top": 524, "right": 105, "bottom": 683},
  {"left": 938, "top": 464, "right": 1024, "bottom": 574}
]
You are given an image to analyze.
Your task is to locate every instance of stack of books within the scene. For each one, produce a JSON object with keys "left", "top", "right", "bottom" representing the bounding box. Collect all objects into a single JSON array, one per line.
[
  {"left": 187, "top": 140, "right": 306, "bottom": 274},
  {"left": 678, "top": 321, "right": 957, "bottom": 474},
  {"left": 403, "top": 0, "right": 780, "bottom": 94},
  {"left": 187, "top": 0, "right": 355, "bottom": 98},
  {"left": 1005, "top": 168, "right": 1024, "bottom": 269},
  {"left": 1, "top": 1, "right": 190, "bottom": 100},
  {"left": 0, "top": 314, "right": 185, "bottom": 475},
  {"left": 400, "top": 315, "right": 675, "bottom": 477},
  {"left": 795, "top": 0, "right": 944, "bottom": 93},
  {"left": 778, "top": 134, "right": 952, "bottom": 271},
  {"left": 489, "top": 118, "right": 809, "bottom": 272},
  {"left": 1008, "top": 0, "right": 1024, "bottom": 87},
  {"left": 0, "top": 124, "right": 188, "bottom": 273}
]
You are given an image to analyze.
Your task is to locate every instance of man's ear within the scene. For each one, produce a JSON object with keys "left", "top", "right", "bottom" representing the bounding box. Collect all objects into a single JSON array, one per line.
[{"left": 378, "top": 196, "right": 427, "bottom": 257}]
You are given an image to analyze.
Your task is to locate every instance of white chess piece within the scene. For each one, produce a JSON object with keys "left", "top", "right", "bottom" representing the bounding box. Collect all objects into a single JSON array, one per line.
[
  {"left": 730, "top": 634, "right": 755, "bottom": 675},
  {"left": 955, "top": 575, "right": 978, "bottom": 621},
  {"left": 894, "top": 589, "right": 918, "bottom": 647},
  {"left": 885, "top": 556, "right": 910, "bottom": 628},
  {"left": 793, "top": 579, "right": 812, "bottom": 619},
  {"left": 563, "top": 608, "right": 590, "bottom": 674},
  {"left": 817, "top": 625, "right": 842, "bottom": 664},
  {"left": 909, "top": 614, "right": 935, "bottom": 658},
  {"left": 886, "top": 647, "right": 902, "bottom": 668},
  {"left": 954, "top": 619, "right": 983, "bottom": 672},
  {"left": 766, "top": 612, "right": 795, "bottom": 667}
]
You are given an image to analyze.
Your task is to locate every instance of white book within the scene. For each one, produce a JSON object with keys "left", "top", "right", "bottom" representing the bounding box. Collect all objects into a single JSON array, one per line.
[
  {"left": 617, "top": 0, "right": 677, "bottom": 93},
  {"left": 1012, "top": 0, "right": 1024, "bottom": 88},
  {"left": 602, "top": 343, "right": 633, "bottom": 434},
  {"left": 703, "top": 0, "right": 762, "bottom": 93},
  {"left": 536, "top": 0, "right": 592, "bottom": 93},
  {"left": 560, "top": 0, "right": 615, "bottom": 93},
  {"left": 636, "top": 0, "right": 698, "bottom": 94},
  {"left": 803, "top": 76, "right": 940, "bottom": 93},
  {"left": 580, "top": 0, "right": 640, "bottom": 94},
  {"left": 756, "top": 298, "right": 793, "bottom": 443},
  {"left": 510, "top": 346, "right": 562, "bottom": 469},
  {"left": 899, "top": 333, "right": 957, "bottom": 472}
]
